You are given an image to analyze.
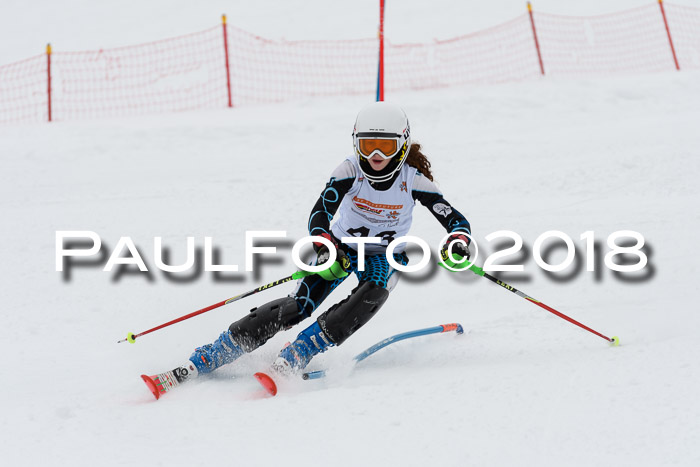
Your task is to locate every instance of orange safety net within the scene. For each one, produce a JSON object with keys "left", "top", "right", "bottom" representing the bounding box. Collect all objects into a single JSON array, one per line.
[{"left": 1, "top": 3, "right": 698, "bottom": 124}]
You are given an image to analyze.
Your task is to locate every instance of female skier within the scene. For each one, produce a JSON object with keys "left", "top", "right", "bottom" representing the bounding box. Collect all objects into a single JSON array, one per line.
[{"left": 142, "top": 102, "right": 472, "bottom": 398}]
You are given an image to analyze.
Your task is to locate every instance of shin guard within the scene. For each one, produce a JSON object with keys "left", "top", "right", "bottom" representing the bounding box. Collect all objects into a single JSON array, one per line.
[
  {"left": 229, "top": 296, "right": 303, "bottom": 352},
  {"left": 317, "top": 281, "right": 389, "bottom": 346}
]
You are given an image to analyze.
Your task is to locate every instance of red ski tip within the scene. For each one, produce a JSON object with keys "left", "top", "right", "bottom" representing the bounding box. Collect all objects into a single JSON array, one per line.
[
  {"left": 141, "top": 374, "right": 161, "bottom": 400},
  {"left": 254, "top": 372, "right": 278, "bottom": 396}
]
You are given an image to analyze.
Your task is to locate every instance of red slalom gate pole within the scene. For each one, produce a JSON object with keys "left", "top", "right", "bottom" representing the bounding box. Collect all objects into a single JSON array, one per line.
[
  {"left": 527, "top": 2, "right": 545, "bottom": 76},
  {"left": 46, "top": 43, "right": 52, "bottom": 122},
  {"left": 658, "top": 0, "right": 680, "bottom": 71},
  {"left": 222, "top": 14, "right": 233, "bottom": 107},
  {"left": 376, "top": 0, "right": 385, "bottom": 101}
]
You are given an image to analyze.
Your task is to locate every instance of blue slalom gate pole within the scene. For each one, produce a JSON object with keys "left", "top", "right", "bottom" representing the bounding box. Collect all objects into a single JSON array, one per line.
[{"left": 302, "top": 322, "right": 464, "bottom": 380}]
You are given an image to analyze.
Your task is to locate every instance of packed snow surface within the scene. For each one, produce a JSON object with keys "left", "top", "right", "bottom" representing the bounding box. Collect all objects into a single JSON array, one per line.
[{"left": 2, "top": 1, "right": 700, "bottom": 466}]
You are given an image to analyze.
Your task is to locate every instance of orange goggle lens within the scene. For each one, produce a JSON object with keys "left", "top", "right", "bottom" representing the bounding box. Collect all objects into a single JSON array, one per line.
[{"left": 358, "top": 138, "right": 398, "bottom": 158}]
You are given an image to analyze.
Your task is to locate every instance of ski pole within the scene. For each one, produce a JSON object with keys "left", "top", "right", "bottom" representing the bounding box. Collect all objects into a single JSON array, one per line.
[
  {"left": 302, "top": 323, "right": 465, "bottom": 380},
  {"left": 440, "top": 258, "right": 619, "bottom": 346},
  {"left": 118, "top": 270, "right": 316, "bottom": 344}
]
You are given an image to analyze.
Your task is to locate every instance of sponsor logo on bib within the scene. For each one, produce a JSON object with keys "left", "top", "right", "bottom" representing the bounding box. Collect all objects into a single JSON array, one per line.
[{"left": 352, "top": 196, "right": 403, "bottom": 217}]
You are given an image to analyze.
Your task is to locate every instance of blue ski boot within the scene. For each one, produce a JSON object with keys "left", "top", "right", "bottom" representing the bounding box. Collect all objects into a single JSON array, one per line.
[
  {"left": 272, "top": 321, "right": 333, "bottom": 375},
  {"left": 190, "top": 329, "right": 245, "bottom": 374}
]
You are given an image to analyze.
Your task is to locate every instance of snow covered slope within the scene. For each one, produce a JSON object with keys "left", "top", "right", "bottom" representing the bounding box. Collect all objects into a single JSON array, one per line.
[
  {"left": 2, "top": 71, "right": 699, "bottom": 466},
  {"left": 2, "top": 1, "right": 700, "bottom": 466}
]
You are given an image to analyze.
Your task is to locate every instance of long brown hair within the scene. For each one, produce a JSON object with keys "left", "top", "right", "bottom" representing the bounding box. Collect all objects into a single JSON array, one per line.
[{"left": 406, "top": 142, "right": 434, "bottom": 181}]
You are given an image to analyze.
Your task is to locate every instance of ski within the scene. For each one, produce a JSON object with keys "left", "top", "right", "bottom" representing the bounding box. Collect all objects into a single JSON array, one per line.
[
  {"left": 303, "top": 322, "right": 464, "bottom": 380},
  {"left": 143, "top": 323, "right": 464, "bottom": 400},
  {"left": 253, "top": 322, "right": 464, "bottom": 397},
  {"left": 141, "top": 362, "right": 198, "bottom": 400}
]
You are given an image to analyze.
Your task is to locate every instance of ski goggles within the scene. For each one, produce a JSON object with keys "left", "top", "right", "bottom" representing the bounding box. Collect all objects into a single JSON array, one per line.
[{"left": 356, "top": 137, "right": 401, "bottom": 159}]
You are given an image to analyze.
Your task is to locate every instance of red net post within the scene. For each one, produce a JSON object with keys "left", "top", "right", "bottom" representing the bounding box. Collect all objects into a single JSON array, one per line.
[
  {"left": 528, "top": 2, "right": 545, "bottom": 75},
  {"left": 222, "top": 14, "right": 233, "bottom": 107},
  {"left": 662, "top": 3, "right": 700, "bottom": 71},
  {"left": 377, "top": 0, "right": 385, "bottom": 101},
  {"left": 47, "top": 43, "right": 52, "bottom": 122},
  {"left": 658, "top": 0, "right": 680, "bottom": 70}
]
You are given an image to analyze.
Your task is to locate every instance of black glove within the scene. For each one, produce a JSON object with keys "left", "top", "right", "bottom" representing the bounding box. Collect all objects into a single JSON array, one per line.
[
  {"left": 314, "top": 233, "right": 339, "bottom": 263},
  {"left": 441, "top": 233, "right": 471, "bottom": 262}
]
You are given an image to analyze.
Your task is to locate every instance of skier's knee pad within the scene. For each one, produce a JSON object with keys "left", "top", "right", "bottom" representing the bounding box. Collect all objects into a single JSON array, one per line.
[
  {"left": 229, "top": 296, "right": 302, "bottom": 351},
  {"left": 317, "top": 281, "right": 389, "bottom": 346}
]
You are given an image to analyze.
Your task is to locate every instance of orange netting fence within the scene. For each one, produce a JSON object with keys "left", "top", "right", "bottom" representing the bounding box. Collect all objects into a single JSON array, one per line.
[{"left": 1, "top": 2, "right": 698, "bottom": 124}]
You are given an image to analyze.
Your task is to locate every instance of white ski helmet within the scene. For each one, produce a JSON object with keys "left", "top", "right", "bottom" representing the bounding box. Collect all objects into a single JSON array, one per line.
[{"left": 352, "top": 102, "right": 412, "bottom": 184}]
